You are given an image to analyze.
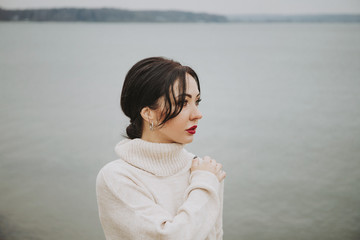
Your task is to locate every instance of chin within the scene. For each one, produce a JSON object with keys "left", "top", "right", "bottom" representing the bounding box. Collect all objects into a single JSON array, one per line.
[
  {"left": 177, "top": 136, "right": 194, "bottom": 144},
  {"left": 164, "top": 133, "right": 194, "bottom": 144}
]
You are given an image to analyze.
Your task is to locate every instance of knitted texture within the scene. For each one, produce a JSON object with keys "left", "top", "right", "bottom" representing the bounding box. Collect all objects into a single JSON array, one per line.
[{"left": 96, "top": 138, "right": 224, "bottom": 240}]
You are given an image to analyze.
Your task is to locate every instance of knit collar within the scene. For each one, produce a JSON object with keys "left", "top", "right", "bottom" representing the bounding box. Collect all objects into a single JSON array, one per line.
[{"left": 114, "top": 138, "right": 194, "bottom": 176}]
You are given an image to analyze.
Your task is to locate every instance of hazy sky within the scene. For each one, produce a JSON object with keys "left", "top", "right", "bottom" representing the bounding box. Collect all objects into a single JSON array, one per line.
[{"left": 1, "top": 0, "right": 360, "bottom": 15}]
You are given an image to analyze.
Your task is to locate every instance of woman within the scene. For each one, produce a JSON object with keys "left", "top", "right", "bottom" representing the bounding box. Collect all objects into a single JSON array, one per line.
[{"left": 96, "top": 57, "right": 226, "bottom": 240}]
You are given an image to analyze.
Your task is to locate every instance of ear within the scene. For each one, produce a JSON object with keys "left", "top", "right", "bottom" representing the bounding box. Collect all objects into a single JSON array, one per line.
[{"left": 140, "top": 107, "right": 155, "bottom": 123}]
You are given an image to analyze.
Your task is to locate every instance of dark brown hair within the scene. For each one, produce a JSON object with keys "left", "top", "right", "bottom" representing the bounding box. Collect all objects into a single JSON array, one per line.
[{"left": 121, "top": 57, "right": 200, "bottom": 139}]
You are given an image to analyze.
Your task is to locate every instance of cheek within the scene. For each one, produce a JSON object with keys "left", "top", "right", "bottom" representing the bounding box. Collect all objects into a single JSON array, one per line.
[
  {"left": 163, "top": 113, "right": 188, "bottom": 131},
  {"left": 166, "top": 119, "right": 184, "bottom": 131}
]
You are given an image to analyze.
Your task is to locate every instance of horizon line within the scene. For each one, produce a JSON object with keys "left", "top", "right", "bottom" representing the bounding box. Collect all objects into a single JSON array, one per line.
[{"left": 0, "top": 6, "right": 359, "bottom": 16}]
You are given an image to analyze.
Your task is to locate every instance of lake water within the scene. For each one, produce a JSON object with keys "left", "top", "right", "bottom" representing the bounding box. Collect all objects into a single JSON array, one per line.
[{"left": 0, "top": 22, "right": 360, "bottom": 240}]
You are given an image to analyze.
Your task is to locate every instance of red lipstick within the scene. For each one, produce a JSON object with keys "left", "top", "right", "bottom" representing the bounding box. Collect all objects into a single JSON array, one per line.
[{"left": 186, "top": 125, "right": 197, "bottom": 135}]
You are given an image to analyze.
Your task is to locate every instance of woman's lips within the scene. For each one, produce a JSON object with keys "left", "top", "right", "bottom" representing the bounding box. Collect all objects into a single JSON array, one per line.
[{"left": 186, "top": 125, "right": 197, "bottom": 135}]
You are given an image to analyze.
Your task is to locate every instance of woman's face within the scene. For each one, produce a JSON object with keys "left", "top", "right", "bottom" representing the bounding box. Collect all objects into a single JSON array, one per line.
[{"left": 155, "top": 74, "right": 203, "bottom": 144}]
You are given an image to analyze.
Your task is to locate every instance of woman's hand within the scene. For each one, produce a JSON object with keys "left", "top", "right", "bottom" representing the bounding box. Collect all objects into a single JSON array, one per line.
[{"left": 191, "top": 156, "right": 226, "bottom": 182}]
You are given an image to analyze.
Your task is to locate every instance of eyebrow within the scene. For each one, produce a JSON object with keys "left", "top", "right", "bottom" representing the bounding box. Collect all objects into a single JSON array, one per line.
[{"left": 178, "top": 93, "right": 201, "bottom": 99}]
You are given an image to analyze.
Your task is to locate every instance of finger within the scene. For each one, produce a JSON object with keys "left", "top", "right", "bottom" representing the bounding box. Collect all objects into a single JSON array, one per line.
[
  {"left": 215, "top": 163, "right": 222, "bottom": 172},
  {"left": 210, "top": 159, "right": 217, "bottom": 167},
  {"left": 203, "top": 156, "right": 211, "bottom": 163},
  {"left": 218, "top": 170, "right": 226, "bottom": 181},
  {"left": 206, "top": 157, "right": 215, "bottom": 164},
  {"left": 192, "top": 158, "right": 199, "bottom": 166}
]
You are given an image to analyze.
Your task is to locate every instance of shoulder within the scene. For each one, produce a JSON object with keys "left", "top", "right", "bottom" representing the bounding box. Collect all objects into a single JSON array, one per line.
[
  {"left": 98, "top": 159, "right": 128, "bottom": 176},
  {"left": 96, "top": 159, "right": 156, "bottom": 203},
  {"left": 99, "top": 159, "right": 128, "bottom": 173},
  {"left": 96, "top": 159, "right": 137, "bottom": 190}
]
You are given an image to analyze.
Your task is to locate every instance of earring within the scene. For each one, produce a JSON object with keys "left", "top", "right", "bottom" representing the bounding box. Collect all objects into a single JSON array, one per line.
[{"left": 149, "top": 122, "right": 154, "bottom": 131}]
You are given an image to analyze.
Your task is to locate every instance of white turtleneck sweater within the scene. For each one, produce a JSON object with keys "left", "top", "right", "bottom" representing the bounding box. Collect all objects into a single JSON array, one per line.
[{"left": 96, "top": 138, "right": 224, "bottom": 240}]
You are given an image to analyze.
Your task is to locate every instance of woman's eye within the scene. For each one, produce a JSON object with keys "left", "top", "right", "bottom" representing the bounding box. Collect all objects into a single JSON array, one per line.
[
  {"left": 183, "top": 100, "right": 188, "bottom": 106},
  {"left": 196, "top": 98, "right": 202, "bottom": 106}
]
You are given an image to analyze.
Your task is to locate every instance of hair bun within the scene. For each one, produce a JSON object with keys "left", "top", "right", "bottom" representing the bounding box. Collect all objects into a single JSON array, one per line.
[{"left": 126, "top": 120, "right": 142, "bottom": 139}]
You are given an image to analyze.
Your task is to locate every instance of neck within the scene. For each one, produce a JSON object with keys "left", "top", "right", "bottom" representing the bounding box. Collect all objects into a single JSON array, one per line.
[{"left": 141, "top": 127, "right": 173, "bottom": 143}]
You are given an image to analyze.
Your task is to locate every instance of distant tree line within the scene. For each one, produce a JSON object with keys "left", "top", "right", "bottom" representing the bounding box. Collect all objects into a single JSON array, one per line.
[
  {"left": 1, "top": 8, "right": 359, "bottom": 23},
  {"left": 228, "top": 14, "right": 360, "bottom": 23},
  {"left": 0, "top": 8, "right": 228, "bottom": 22}
]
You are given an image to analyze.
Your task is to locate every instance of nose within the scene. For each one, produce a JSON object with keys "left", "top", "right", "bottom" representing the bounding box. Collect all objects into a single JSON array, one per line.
[{"left": 190, "top": 105, "right": 202, "bottom": 121}]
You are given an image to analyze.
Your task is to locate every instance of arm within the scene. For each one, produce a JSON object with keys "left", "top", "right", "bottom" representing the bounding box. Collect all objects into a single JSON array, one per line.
[
  {"left": 216, "top": 180, "right": 224, "bottom": 240},
  {"left": 96, "top": 168, "right": 221, "bottom": 240},
  {"left": 192, "top": 156, "right": 225, "bottom": 240}
]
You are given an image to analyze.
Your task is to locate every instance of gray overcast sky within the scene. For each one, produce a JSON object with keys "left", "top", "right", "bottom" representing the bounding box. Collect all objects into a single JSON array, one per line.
[{"left": 1, "top": 0, "right": 360, "bottom": 15}]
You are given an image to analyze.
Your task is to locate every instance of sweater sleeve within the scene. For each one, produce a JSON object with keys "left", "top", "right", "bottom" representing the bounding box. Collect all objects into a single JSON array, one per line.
[
  {"left": 96, "top": 168, "right": 221, "bottom": 240},
  {"left": 215, "top": 180, "right": 224, "bottom": 240}
]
